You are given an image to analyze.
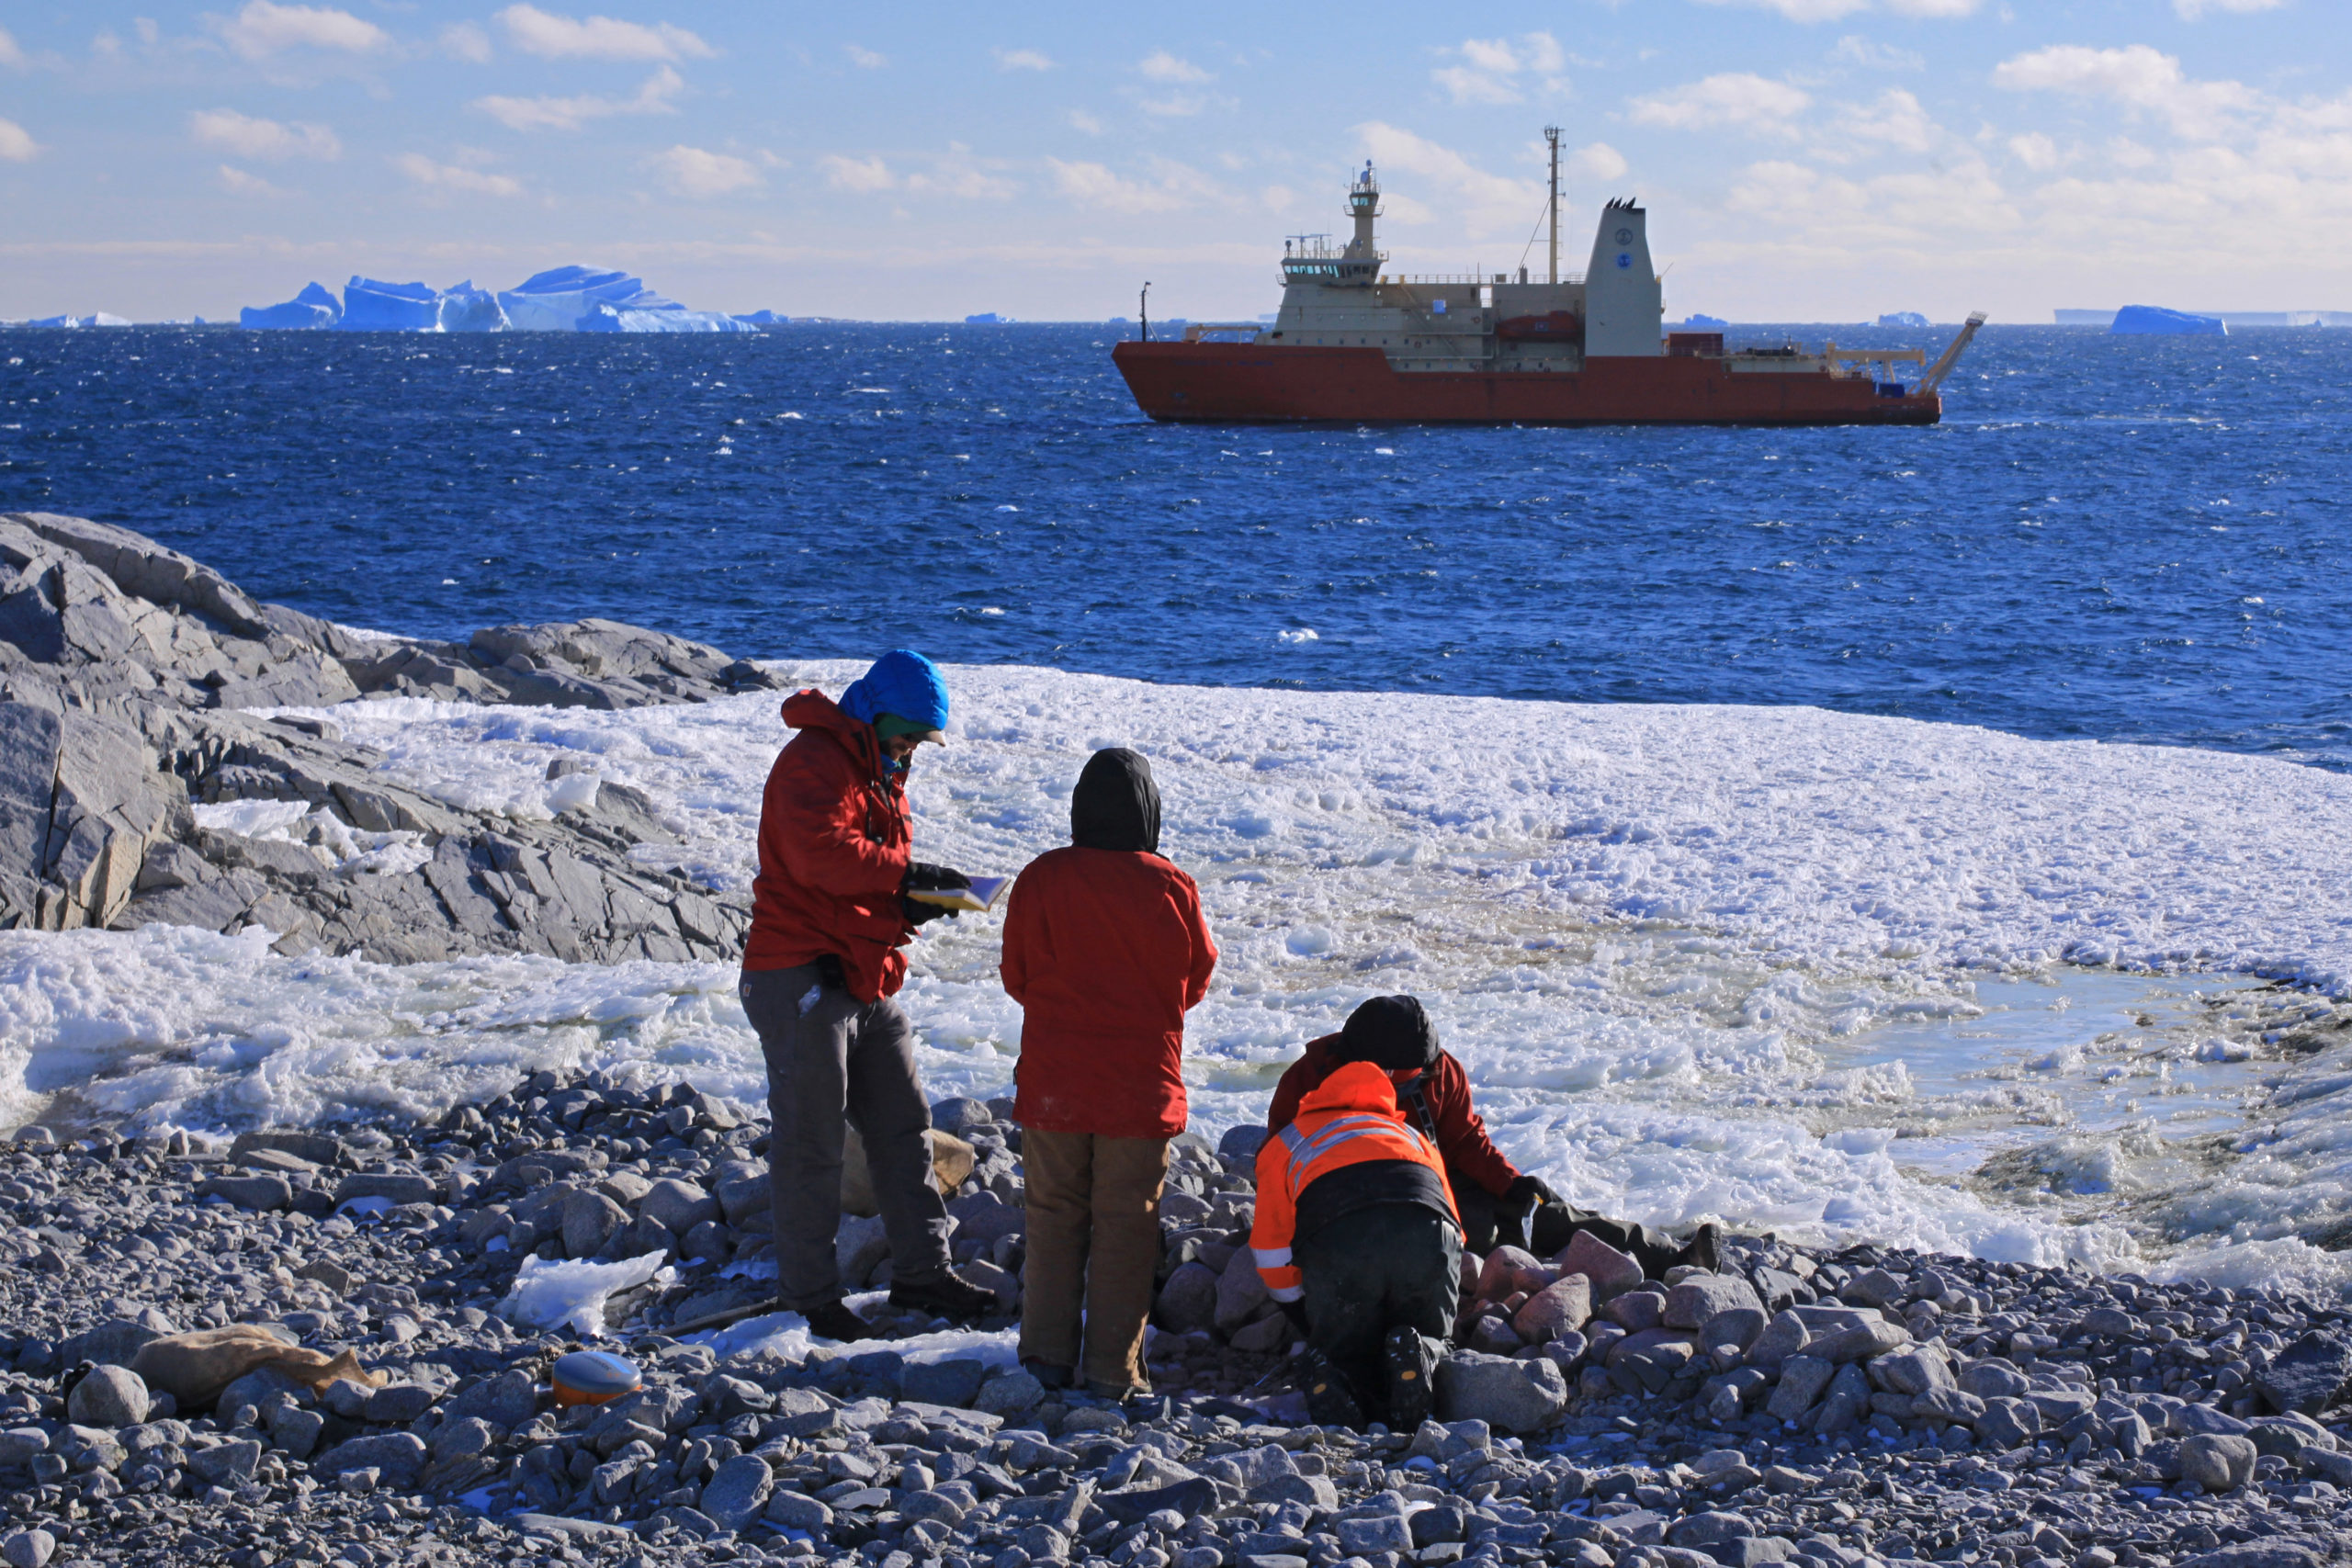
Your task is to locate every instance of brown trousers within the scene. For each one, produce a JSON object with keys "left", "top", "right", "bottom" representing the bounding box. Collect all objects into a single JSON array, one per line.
[{"left": 1018, "top": 1129, "right": 1169, "bottom": 1392}]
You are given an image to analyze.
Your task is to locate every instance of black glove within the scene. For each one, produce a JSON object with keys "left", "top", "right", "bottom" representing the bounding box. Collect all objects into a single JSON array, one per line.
[
  {"left": 902, "top": 897, "right": 959, "bottom": 928},
  {"left": 1279, "top": 1299, "right": 1310, "bottom": 1336},
  {"left": 901, "top": 863, "right": 972, "bottom": 893},
  {"left": 1506, "top": 1175, "right": 1560, "bottom": 1210}
]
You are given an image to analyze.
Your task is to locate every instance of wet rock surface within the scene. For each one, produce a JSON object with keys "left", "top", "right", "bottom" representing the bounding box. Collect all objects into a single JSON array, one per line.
[
  {"left": 0, "top": 512, "right": 780, "bottom": 961},
  {"left": 6, "top": 1070, "right": 2352, "bottom": 1568}
]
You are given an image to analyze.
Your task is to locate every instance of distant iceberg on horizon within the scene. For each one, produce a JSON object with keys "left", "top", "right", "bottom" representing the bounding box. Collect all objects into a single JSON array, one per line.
[
  {"left": 1878, "top": 311, "right": 1930, "bottom": 328},
  {"left": 7, "top": 312, "right": 132, "bottom": 329},
  {"left": 2110, "top": 305, "right": 2226, "bottom": 336},
  {"left": 235, "top": 267, "right": 757, "bottom": 334}
]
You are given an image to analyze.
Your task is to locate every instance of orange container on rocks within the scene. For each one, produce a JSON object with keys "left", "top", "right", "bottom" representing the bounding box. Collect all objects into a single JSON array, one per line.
[{"left": 551, "top": 1350, "right": 641, "bottom": 1407}]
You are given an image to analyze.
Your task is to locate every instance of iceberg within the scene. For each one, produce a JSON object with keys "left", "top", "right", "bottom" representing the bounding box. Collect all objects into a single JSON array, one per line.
[
  {"left": 2110, "top": 305, "right": 2225, "bottom": 336},
  {"left": 1682, "top": 312, "right": 1727, "bottom": 328},
  {"left": 1878, "top": 311, "right": 1929, "bottom": 328},
  {"left": 241, "top": 281, "right": 342, "bottom": 331},
  {"left": 964, "top": 312, "right": 1008, "bottom": 324},
  {"left": 497, "top": 265, "right": 750, "bottom": 333},
  {"left": 24, "top": 313, "right": 131, "bottom": 329},
  {"left": 435, "top": 281, "right": 508, "bottom": 333},
  {"left": 731, "top": 310, "right": 789, "bottom": 326},
  {"left": 338, "top": 277, "right": 442, "bottom": 333}
]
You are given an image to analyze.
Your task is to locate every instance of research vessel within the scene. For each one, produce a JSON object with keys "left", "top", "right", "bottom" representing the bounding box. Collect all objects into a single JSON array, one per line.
[{"left": 1113, "top": 130, "right": 1984, "bottom": 426}]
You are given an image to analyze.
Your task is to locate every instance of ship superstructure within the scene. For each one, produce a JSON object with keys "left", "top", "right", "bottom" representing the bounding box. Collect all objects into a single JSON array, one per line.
[{"left": 1113, "top": 130, "right": 1984, "bottom": 427}]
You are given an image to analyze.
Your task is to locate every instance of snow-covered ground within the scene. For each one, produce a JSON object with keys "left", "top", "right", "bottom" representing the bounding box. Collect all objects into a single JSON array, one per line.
[{"left": 6, "top": 662, "right": 2351, "bottom": 1290}]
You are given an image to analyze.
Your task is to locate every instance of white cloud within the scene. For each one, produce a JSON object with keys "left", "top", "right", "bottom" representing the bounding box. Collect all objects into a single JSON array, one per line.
[
  {"left": 1137, "top": 94, "right": 1208, "bottom": 118},
  {"left": 1046, "top": 155, "right": 1222, "bottom": 213},
  {"left": 1569, "top": 141, "right": 1628, "bottom": 182},
  {"left": 2176, "top": 0, "right": 2286, "bottom": 16},
  {"left": 1352, "top": 122, "right": 1544, "bottom": 237},
  {"left": 1827, "top": 87, "right": 1935, "bottom": 154},
  {"left": 821, "top": 153, "right": 894, "bottom": 192},
  {"left": 0, "top": 27, "right": 26, "bottom": 69},
  {"left": 1138, "top": 51, "right": 1210, "bottom": 84},
  {"left": 1630, "top": 73, "right": 1813, "bottom": 133},
  {"left": 393, "top": 152, "right": 523, "bottom": 197},
  {"left": 495, "top": 5, "right": 710, "bottom": 62},
  {"left": 441, "top": 22, "right": 493, "bottom": 62},
  {"left": 190, "top": 107, "right": 341, "bottom": 161},
  {"left": 0, "top": 117, "right": 37, "bottom": 162},
  {"left": 1432, "top": 32, "right": 1567, "bottom": 106},
  {"left": 216, "top": 164, "right": 287, "bottom": 196},
  {"left": 995, "top": 48, "right": 1053, "bottom": 72},
  {"left": 1690, "top": 0, "right": 1977, "bottom": 17},
  {"left": 2008, "top": 131, "right": 2060, "bottom": 170},
  {"left": 1832, "top": 35, "right": 1924, "bottom": 70},
  {"left": 844, "top": 44, "right": 886, "bottom": 69},
  {"left": 213, "top": 1, "right": 389, "bottom": 60},
  {"left": 1068, "top": 109, "right": 1102, "bottom": 134},
  {"left": 1992, "top": 43, "right": 2254, "bottom": 141},
  {"left": 648, "top": 144, "right": 760, "bottom": 197},
  {"left": 474, "top": 64, "right": 681, "bottom": 131}
]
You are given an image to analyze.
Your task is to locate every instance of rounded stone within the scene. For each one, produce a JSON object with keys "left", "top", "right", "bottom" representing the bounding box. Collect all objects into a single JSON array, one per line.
[{"left": 66, "top": 1365, "right": 150, "bottom": 1428}]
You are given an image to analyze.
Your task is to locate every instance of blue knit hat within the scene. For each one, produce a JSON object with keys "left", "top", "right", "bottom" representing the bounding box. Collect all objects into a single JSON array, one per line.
[{"left": 838, "top": 650, "right": 949, "bottom": 740}]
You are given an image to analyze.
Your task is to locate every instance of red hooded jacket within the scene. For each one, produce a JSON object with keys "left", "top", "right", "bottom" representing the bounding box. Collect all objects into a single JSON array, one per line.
[
  {"left": 743, "top": 690, "right": 915, "bottom": 1001},
  {"left": 1266, "top": 1035, "right": 1521, "bottom": 1198},
  {"left": 1002, "top": 847, "right": 1218, "bottom": 1139}
]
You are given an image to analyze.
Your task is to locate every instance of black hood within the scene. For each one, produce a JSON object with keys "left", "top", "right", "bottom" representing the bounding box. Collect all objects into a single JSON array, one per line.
[
  {"left": 1070, "top": 748, "right": 1161, "bottom": 853},
  {"left": 1333, "top": 995, "right": 1440, "bottom": 1073}
]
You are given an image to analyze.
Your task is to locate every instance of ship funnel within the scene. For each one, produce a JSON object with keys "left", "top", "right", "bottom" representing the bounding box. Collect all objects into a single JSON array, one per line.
[{"left": 1584, "top": 198, "right": 1663, "bottom": 357}]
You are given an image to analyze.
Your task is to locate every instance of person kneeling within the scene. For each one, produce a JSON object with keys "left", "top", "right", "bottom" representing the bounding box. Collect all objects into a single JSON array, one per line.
[{"left": 1250, "top": 1059, "right": 1461, "bottom": 1430}]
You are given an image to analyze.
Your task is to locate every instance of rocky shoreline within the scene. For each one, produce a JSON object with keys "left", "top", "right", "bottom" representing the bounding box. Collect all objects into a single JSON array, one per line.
[
  {"left": 2, "top": 511, "right": 780, "bottom": 964},
  {"left": 4, "top": 1072, "right": 2349, "bottom": 1568}
]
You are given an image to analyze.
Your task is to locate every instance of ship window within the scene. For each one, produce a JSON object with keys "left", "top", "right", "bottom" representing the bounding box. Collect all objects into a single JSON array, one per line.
[{"left": 1433, "top": 299, "right": 1448, "bottom": 315}]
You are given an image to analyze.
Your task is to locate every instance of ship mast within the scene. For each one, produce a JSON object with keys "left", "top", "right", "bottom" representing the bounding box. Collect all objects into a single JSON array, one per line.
[{"left": 1544, "top": 125, "right": 1561, "bottom": 287}]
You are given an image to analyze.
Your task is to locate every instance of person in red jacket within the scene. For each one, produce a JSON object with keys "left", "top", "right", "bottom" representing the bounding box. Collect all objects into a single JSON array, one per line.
[
  {"left": 1269, "top": 995, "right": 1717, "bottom": 1276},
  {"left": 1251, "top": 1059, "right": 1460, "bottom": 1429},
  {"left": 1001, "top": 748, "right": 1217, "bottom": 1398},
  {"left": 740, "top": 650, "right": 997, "bottom": 1343}
]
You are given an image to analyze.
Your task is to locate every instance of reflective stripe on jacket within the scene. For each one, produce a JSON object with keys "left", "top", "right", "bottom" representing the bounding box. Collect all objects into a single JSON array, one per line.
[
  {"left": 1266, "top": 1035, "right": 1521, "bottom": 1198},
  {"left": 1249, "top": 1060, "right": 1458, "bottom": 1302}
]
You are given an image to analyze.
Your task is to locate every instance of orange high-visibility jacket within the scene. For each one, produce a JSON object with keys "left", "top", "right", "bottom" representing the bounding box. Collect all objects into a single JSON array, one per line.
[{"left": 1250, "top": 1060, "right": 1459, "bottom": 1302}]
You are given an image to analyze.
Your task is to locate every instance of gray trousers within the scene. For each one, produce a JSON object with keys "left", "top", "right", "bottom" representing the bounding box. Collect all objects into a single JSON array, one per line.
[{"left": 741, "top": 964, "right": 954, "bottom": 1311}]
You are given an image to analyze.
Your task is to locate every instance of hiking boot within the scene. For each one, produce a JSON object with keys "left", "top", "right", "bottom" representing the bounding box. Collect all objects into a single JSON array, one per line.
[
  {"left": 1023, "top": 1359, "right": 1073, "bottom": 1391},
  {"left": 1670, "top": 1223, "right": 1724, "bottom": 1276},
  {"left": 801, "top": 1299, "right": 876, "bottom": 1343},
  {"left": 1383, "top": 1325, "right": 1439, "bottom": 1431},
  {"left": 1300, "top": 1348, "right": 1365, "bottom": 1430},
  {"left": 888, "top": 1269, "right": 1001, "bottom": 1323}
]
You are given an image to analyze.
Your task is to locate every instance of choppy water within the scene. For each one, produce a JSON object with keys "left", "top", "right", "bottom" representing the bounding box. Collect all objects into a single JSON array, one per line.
[{"left": 3, "top": 321, "right": 2346, "bottom": 767}]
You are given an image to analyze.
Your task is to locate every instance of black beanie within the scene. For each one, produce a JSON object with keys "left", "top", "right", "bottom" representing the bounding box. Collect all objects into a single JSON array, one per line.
[{"left": 1334, "top": 995, "right": 1439, "bottom": 1072}]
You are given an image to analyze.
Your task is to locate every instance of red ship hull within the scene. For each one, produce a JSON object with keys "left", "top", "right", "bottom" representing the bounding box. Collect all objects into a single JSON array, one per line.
[{"left": 1112, "top": 342, "right": 1939, "bottom": 426}]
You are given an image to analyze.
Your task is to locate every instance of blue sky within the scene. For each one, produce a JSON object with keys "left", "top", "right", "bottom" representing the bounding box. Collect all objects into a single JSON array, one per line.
[{"left": 0, "top": 0, "right": 2342, "bottom": 321}]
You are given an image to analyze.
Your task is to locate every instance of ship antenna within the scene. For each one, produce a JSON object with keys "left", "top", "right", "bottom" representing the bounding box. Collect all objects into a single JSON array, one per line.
[
  {"left": 1139, "top": 281, "right": 1150, "bottom": 344},
  {"left": 1544, "top": 125, "right": 1561, "bottom": 287}
]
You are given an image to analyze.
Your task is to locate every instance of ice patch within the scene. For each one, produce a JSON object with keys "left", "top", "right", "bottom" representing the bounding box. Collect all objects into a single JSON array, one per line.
[
  {"left": 194, "top": 800, "right": 312, "bottom": 838},
  {"left": 695, "top": 1292, "right": 1019, "bottom": 1369},
  {"left": 499, "top": 1250, "right": 673, "bottom": 1337}
]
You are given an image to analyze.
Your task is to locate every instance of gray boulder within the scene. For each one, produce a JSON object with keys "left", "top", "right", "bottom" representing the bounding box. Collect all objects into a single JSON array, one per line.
[
  {"left": 639, "top": 1177, "right": 720, "bottom": 1234},
  {"left": 312, "top": 1431, "right": 427, "bottom": 1485},
  {"left": 1665, "top": 1274, "right": 1763, "bottom": 1331},
  {"left": 2179, "top": 1544, "right": 2324, "bottom": 1568},
  {"left": 1975, "top": 1396, "right": 2041, "bottom": 1450},
  {"left": 1745, "top": 1310, "right": 1808, "bottom": 1371},
  {"left": 562, "top": 1188, "right": 630, "bottom": 1258},
  {"left": 66, "top": 1367, "right": 149, "bottom": 1428},
  {"left": 701, "top": 1453, "right": 775, "bottom": 1530},
  {"left": 1154, "top": 1261, "right": 1220, "bottom": 1336},
  {"left": 197, "top": 1173, "right": 292, "bottom": 1212},
  {"left": 1557, "top": 1231, "right": 1644, "bottom": 1301},
  {"left": 1434, "top": 1351, "right": 1568, "bottom": 1434},
  {"left": 188, "top": 1438, "right": 262, "bottom": 1485},
  {"left": 1214, "top": 1246, "right": 1272, "bottom": 1335},
  {"left": 2179, "top": 1433, "right": 2257, "bottom": 1494},
  {"left": 2258, "top": 1332, "right": 2352, "bottom": 1416},
  {"left": 1765, "top": 1357, "right": 1836, "bottom": 1421}
]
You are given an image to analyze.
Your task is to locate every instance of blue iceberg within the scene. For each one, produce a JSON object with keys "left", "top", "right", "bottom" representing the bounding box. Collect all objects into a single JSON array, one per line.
[
  {"left": 731, "top": 310, "right": 789, "bottom": 326},
  {"left": 21, "top": 313, "right": 130, "bottom": 329},
  {"left": 496, "top": 265, "right": 750, "bottom": 333},
  {"left": 339, "top": 277, "right": 442, "bottom": 333},
  {"left": 435, "top": 281, "right": 509, "bottom": 333},
  {"left": 241, "top": 281, "right": 343, "bottom": 331},
  {"left": 2110, "top": 305, "right": 2225, "bottom": 336},
  {"left": 1682, "top": 312, "right": 1727, "bottom": 328},
  {"left": 1878, "top": 311, "right": 1929, "bottom": 328}
]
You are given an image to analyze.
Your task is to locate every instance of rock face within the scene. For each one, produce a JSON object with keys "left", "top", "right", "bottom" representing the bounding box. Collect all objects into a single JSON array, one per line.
[{"left": 0, "top": 512, "right": 783, "bottom": 961}]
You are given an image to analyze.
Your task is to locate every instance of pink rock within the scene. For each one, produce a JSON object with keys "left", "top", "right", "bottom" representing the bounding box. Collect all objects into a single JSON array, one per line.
[
  {"left": 1469, "top": 1314, "right": 1523, "bottom": 1355},
  {"left": 1556, "top": 1231, "right": 1644, "bottom": 1302},
  {"left": 1511, "top": 1273, "right": 1592, "bottom": 1343},
  {"left": 1476, "top": 1247, "right": 1542, "bottom": 1302}
]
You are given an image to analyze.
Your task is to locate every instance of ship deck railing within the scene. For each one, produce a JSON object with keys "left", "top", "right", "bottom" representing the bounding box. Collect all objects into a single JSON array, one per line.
[{"left": 1177, "top": 323, "right": 1267, "bottom": 343}]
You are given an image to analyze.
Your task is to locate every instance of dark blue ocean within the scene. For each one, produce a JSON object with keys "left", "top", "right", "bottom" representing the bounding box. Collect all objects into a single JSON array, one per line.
[{"left": 2, "top": 323, "right": 2346, "bottom": 768}]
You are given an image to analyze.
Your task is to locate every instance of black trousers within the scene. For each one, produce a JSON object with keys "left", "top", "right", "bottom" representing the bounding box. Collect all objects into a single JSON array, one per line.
[{"left": 1296, "top": 1203, "right": 1461, "bottom": 1409}]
